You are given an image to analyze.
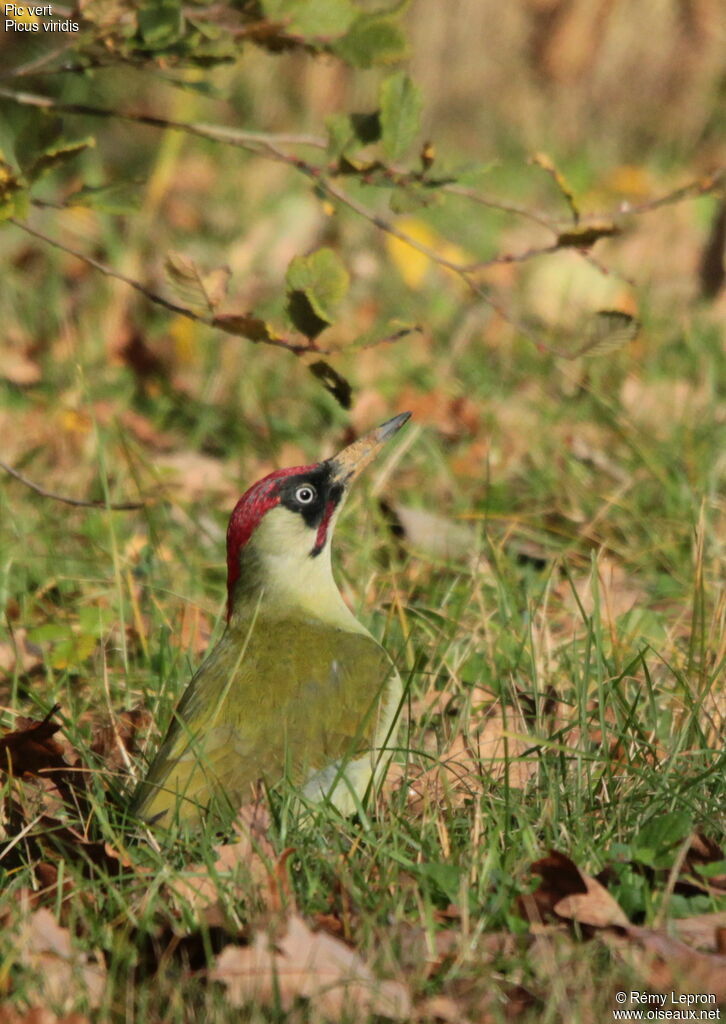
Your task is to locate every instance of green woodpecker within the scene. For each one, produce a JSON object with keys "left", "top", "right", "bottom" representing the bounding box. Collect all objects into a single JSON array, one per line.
[{"left": 133, "top": 413, "right": 411, "bottom": 828}]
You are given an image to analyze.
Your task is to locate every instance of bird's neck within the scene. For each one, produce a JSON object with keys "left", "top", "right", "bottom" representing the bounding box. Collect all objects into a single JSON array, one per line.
[{"left": 228, "top": 540, "right": 364, "bottom": 635}]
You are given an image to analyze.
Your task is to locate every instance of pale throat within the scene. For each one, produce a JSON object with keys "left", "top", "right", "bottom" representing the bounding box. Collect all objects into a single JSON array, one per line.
[{"left": 229, "top": 505, "right": 364, "bottom": 633}]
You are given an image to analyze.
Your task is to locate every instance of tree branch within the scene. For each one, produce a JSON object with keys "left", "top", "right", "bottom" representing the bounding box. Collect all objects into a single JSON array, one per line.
[{"left": 0, "top": 458, "right": 144, "bottom": 510}]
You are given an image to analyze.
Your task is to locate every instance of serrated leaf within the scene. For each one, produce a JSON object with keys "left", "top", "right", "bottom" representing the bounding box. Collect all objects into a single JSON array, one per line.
[
  {"left": 380, "top": 72, "right": 422, "bottom": 162},
  {"left": 164, "top": 253, "right": 230, "bottom": 314},
  {"left": 285, "top": 248, "right": 349, "bottom": 334},
  {"left": 308, "top": 359, "right": 352, "bottom": 409},
  {"left": 580, "top": 310, "right": 639, "bottom": 358},
  {"left": 138, "top": 0, "right": 183, "bottom": 46},
  {"left": 334, "top": 14, "right": 407, "bottom": 68},
  {"left": 203, "top": 266, "right": 232, "bottom": 311},
  {"left": 25, "top": 137, "right": 95, "bottom": 184},
  {"left": 261, "top": 0, "right": 355, "bottom": 37},
  {"left": 212, "top": 314, "right": 280, "bottom": 344}
]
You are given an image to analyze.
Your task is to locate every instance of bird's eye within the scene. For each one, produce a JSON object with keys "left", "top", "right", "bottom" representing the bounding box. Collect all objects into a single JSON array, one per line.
[{"left": 295, "top": 484, "right": 316, "bottom": 505}]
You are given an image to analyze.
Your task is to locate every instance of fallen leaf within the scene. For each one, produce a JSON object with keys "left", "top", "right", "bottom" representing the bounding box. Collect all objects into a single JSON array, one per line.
[
  {"left": 0, "top": 348, "right": 42, "bottom": 386},
  {"left": 0, "top": 627, "right": 44, "bottom": 680},
  {"left": 0, "top": 706, "right": 69, "bottom": 780},
  {"left": 559, "top": 554, "right": 644, "bottom": 626},
  {"left": 212, "top": 914, "right": 411, "bottom": 1020},
  {"left": 172, "top": 804, "right": 277, "bottom": 912},
  {"left": 382, "top": 502, "right": 479, "bottom": 562},
  {"left": 0, "top": 1009, "right": 90, "bottom": 1024},
  {"left": 19, "top": 908, "right": 106, "bottom": 1011},
  {"left": 673, "top": 912, "right": 726, "bottom": 953},
  {"left": 90, "top": 706, "right": 153, "bottom": 775},
  {"left": 606, "top": 925, "right": 726, "bottom": 1002},
  {"left": 524, "top": 851, "right": 629, "bottom": 928}
]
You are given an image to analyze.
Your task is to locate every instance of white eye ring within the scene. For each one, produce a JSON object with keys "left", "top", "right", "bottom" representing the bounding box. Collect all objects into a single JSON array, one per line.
[{"left": 295, "top": 484, "right": 316, "bottom": 505}]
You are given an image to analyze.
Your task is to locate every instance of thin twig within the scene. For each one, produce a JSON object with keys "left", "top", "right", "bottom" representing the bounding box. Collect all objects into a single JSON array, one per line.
[
  {"left": 0, "top": 457, "right": 144, "bottom": 510},
  {"left": 10, "top": 219, "right": 317, "bottom": 355}
]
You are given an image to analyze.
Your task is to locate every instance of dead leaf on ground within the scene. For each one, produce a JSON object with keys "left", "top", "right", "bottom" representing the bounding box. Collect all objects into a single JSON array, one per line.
[
  {"left": 19, "top": 908, "right": 106, "bottom": 1011},
  {"left": 395, "top": 387, "right": 479, "bottom": 441},
  {"left": 154, "top": 450, "right": 237, "bottom": 502},
  {"left": 90, "top": 706, "right": 153, "bottom": 775},
  {"left": 605, "top": 926, "right": 726, "bottom": 1002},
  {"left": 211, "top": 913, "right": 412, "bottom": 1021},
  {"left": 0, "top": 1010, "right": 90, "bottom": 1024},
  {"left": 673, "top": 912, "right": 726, "bottom": 953},
  {"left": 0, "top": 707, "right": 77, "bottom": 786},
  {"left": 524, "top": 850, "right": 629, "bottom": 929},
  {"left": 0, "top": 348, "right": 43, "bottom": 387},
  {"left": 0, "top": 627, "right": 44, "bottom": 680},
  {"left": 392, "top": 695, "right": 538, "bottom": 815},
  {"left": 620, "top": 375, "right": 717, "bottom": 438},
  {"left": 524, "top": 852, "right": 726, "bottom": 1003},
  {"left": 171, "top": 804, "right": 279, "bottom": 913},
  {"left": 558, "top": 554, "right": 644, "bottom": 627},
  {"left": 382, "top": 502, "right": 482, "bottom": 564}
]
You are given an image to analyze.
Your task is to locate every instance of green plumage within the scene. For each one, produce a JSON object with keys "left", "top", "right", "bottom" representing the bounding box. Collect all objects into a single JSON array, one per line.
[{"left": 133, "top": 615, "right": 393, "bottom": 826}]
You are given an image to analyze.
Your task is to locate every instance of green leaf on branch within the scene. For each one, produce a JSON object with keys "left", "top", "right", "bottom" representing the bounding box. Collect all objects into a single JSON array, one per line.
[
  {"left": 14, "top": 113, "right": 95, "bottom": 184},
  {"left": 308, "top": 360, "right": 352, "bottom": 409},
  {"left": 261, "top": 0, "right": 356, "bottom": 37},
  {"left": 380, "top": 72, "right": 422, "bottom": 162},
  {"left": 25, "top": 138, "right": 96, "bottom": 184},
  {"left": 285, "top": 248, "right": 349, "bottom": 338},
  {"left": 334, "top": 14, "right": 407, "bottom": 67},
  {"left": 138, "top": 0, "right": 184, "bottom": 46}
]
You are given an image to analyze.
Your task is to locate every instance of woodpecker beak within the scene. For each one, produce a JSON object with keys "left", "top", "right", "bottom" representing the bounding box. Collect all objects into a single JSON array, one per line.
[{"left": 329, "top": 412, "right": 412, "bottom": 487}]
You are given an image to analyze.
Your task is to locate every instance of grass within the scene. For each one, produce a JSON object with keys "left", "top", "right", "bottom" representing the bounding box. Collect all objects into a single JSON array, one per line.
[{"left": 0, "top": 43, "right": 724, "bottom": 1024}]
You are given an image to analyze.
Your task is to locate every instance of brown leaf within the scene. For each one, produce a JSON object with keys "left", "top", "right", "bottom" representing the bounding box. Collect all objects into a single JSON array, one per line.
[
  {"left": 172, "top": 804, "right": 277, "bottom": 912},
  {"left": 0, "top": 706, "right": 67, "bottom": 779},
  {"left": 0, "top": 349, "right": 42, "bottom": 386},
  {"left": 606, "top": 925, "right": 726, "bottom": 1002},
  {"left": 19, "top": 908, "right": 107, "bottom": 1011},
  {"left": 525, "top": 851, "right": 629, "bottom": 929},
  {"left": 673, "top": 912, "right": 726, "bottom": 953},
  {"left": 0, "top": 627, "right": 44, "bottom": 680},
  {"left": 0, "top": 1010, "right": 90, "bottom": 1024},
  {"left": 211, "top": 313, "right": 280, "bottom": 343},
  {"left": 164, "top": 252, "right": 230, "bottom": 314},
  {"left": 90, "top": 706, "right": 153, "bottom": 775},
  {"left": 211, "top": 914, "right": 412, "bottom": 1020},
  {"left": 383, "top": 502, "right": 478, "bottom": 562}
]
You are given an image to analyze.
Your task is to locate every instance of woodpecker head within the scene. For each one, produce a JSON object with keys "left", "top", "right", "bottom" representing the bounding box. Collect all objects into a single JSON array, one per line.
[{"left": 226, "top": 412, "right": 411, "bottom": 621}]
